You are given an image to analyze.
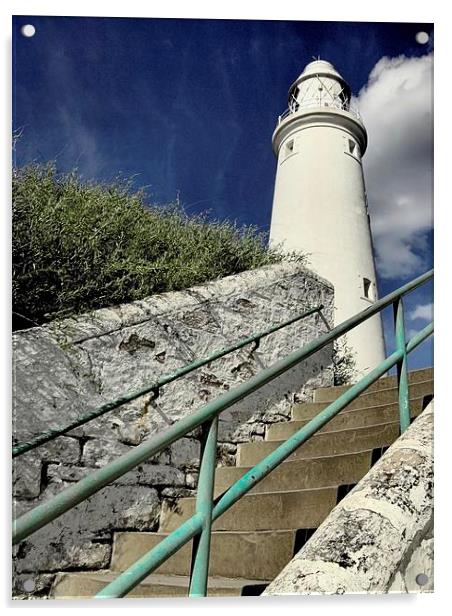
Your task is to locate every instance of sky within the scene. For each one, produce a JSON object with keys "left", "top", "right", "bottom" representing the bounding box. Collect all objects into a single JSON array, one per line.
[{"left": 12, "top": 16, "right": 434, "bottom": 370}]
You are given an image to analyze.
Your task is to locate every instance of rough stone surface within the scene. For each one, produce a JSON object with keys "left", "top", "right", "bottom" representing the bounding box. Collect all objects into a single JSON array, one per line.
[
  {"left": 168, "top": 437, "right": 200, "bottom": 468},
  {"left": 14, "top": 573, "right": 56, "bottom": 599},
  {"left": 47, "top": 461, "right": 185, "bottom": 488},
  {"left": 388, "top": 531, "right": 433, "bottom": 592},
  {"left": 264, "top": 401, "right": 434, "bottom": 595},
  {"left": 13, "top": 437, "right": 81, "bottom": 500},
  {"left": 12, "top": 482, "right": 160, "bottom": 597},
  {"left": 12, "top": 262, "right": 334, "bottom": 596}
]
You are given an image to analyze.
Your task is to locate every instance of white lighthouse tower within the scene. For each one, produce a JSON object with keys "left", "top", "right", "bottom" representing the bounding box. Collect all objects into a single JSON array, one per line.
[{"left": 269, "top": 59, "right": 386, "bottom": 376}]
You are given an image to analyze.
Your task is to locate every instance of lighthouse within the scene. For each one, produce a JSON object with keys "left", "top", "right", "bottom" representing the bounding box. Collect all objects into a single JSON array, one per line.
[{"left": 269, "top": 59, "right": 386, "bottom": 376}]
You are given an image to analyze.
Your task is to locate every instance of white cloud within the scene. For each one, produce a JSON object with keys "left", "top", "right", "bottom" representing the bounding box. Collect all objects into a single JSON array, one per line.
[
  {"left": 355, "top": 53, "right": 433, "bottom": 280},
  {"left": 408, "top": 302, "right": 433, "bottom": 321}
]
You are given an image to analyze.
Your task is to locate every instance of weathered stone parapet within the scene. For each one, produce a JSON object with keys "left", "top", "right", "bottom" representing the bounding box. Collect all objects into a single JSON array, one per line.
[
  {"left": 13, "top": 262, "right": 334, "bottom": 476},
  {"left": 264, "top": 401, "right": 434, "bottom": 595},
  {"left": 388, "top": 527, "right": 433, "bottom": 592},
  {"left": 13, "top": 262, "right": 334, "bottom": 596}
]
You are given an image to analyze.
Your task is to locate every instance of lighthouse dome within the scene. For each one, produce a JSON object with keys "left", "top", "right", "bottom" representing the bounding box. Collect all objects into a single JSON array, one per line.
[
  {"left": 288, "top": 59, "right": 352, "bottom": 114},
  {"left": 299, "top": 59, "right": 342, "bottom": 79}
]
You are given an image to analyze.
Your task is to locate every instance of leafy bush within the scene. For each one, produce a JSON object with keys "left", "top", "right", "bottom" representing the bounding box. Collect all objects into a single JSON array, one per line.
[
  {"left": 13, "top": 164, "right": 302, "bottom": 329},
  {"left": 332, "top": 336, "right": 357, "bottom": 385}
]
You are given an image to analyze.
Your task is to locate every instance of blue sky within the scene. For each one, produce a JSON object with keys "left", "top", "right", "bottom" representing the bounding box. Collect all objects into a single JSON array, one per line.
[{"left": 12, "top": 16, "right": 434, "bottom": 370}]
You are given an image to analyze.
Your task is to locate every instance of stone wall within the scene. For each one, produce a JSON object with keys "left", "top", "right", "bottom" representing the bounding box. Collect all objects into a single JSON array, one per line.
[
  {"left": 13, "top": 262, "right": 335, "bottom": 597},
  {"left": 264, "top": 401, "right": 434, "bottom": 596}
]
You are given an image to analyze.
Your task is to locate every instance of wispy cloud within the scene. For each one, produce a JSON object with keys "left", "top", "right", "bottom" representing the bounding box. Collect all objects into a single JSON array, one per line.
[
  {"left": 355, "top": 53, "right": 433, "bottom": 280},
  {"left": 55, "top": 107, "right": 101, "bottom": 177},
  {"left": 408, "top": 302, "right": 433, "bottom": 322}
]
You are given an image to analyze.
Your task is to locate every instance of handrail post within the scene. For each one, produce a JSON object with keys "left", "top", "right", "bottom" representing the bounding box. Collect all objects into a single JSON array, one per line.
[
  {"left": 393, "top": 297, "right": 410, "bottom": 433},
  {"left": 188, "top": 417, "right": 218, "bottom": 597}
]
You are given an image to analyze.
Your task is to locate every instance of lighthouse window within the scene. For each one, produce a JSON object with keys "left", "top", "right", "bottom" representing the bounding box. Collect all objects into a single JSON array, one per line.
[
  {"left": 363, "top": 278, "right": 372, "bottom": 300},
  {"left": 281, "top": 139, "right": 296, "bottom": 162},
  {"left": 344, "top": 137, "right": 361, "bottom": 161}
]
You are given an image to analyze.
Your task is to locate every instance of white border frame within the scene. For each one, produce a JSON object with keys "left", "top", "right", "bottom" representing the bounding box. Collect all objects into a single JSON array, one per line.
[{"left": 2, "top": 3, "right": 447, "bottom": 614}]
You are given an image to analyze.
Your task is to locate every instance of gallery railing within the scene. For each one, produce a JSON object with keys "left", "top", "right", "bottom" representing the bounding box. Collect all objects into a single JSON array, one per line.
[{"left": 277, "top": 100, "right": 362, "bottom": 124}]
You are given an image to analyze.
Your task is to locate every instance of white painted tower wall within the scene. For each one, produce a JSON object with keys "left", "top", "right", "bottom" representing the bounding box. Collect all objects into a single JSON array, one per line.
[{"left": 269, "top": 60, "right": 386, "bottom": 376}]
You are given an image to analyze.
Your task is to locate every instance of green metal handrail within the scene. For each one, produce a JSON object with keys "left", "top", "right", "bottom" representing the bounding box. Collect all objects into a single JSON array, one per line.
[
  {"left": 12, "top": 269, "right": 434, "bottom": 599},
  {"left": 95, "top": 325, "right": 433, "bottom": 599},
  {"left": 13, "top": 304, "right": 323, "bottom": 457}
]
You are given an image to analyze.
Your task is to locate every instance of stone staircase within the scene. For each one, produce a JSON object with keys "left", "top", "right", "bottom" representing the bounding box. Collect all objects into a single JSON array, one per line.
[{"left": 50, "top": 367, "right": 433, "bottom": 598}]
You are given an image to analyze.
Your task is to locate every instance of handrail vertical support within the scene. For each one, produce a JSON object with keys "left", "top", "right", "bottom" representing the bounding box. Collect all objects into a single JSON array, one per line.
[
  {"left": 188, "top": 417, "right": 218, "bottom": 597},
  {"left": 393, "top": 297, "right": 410, "bottom": 432}
]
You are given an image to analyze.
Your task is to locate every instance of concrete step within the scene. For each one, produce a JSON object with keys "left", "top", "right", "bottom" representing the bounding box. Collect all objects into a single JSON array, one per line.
[
  {"left": 237, "top": 422, "right": 399, "bottom": 467},
  {"left": 214, "top": 449, "right": 372, "bottom": 497},
  {"left": 160, "top": 486, "right": 337, "bottom": 533},
  {"left": 51, "top": 571, "right": 269, "bottom": 598},
  {"left": 313, "top": 368, "right": 433, "bottom": 402},
  {"left": 268, "top": 399, "right": 425, "bottom": 441},
  {"left": 312, "top": 378, "right": 433, "bottom": 405},
  {"left": 293, "top": 382, "right": 432, "bottom": 420},
  {"left": 111, "top": 529, "right": 296, "bottom": 580}
]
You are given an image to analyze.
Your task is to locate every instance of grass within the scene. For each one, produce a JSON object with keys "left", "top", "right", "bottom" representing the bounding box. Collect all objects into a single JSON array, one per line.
[{"left": 13, "top": 163, "right": 304, "bottom": 329}]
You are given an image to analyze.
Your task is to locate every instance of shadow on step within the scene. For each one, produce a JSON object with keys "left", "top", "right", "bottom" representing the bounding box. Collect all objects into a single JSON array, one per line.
[
  {"left": 293, "top": 528, "right": 316, "bottom": 553},
  {"left": 336, "top": 483, "right": 357, "bottom": 504},
  {"left": 242, "top": 583, "right": 269, "bottom": 596},
  {"left": 371, "top": 444, "right": 390, "bottom": 466}
]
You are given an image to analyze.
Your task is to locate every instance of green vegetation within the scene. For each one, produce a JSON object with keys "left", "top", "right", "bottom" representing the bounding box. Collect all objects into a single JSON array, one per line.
[
  {"left": 332, "top": 337, "right": 357, "bottom": 385},
  {"left": 13, "top": 164, "right": 302, "bottom": 329}
]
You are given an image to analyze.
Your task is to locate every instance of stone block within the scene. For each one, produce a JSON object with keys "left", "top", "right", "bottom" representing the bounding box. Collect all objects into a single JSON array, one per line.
[
  {"left": 14, "top": 483, "right": 161, "bottom": 574},
  {"left": 168, "top": 437, "right": 200, "bottom": 468}
]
